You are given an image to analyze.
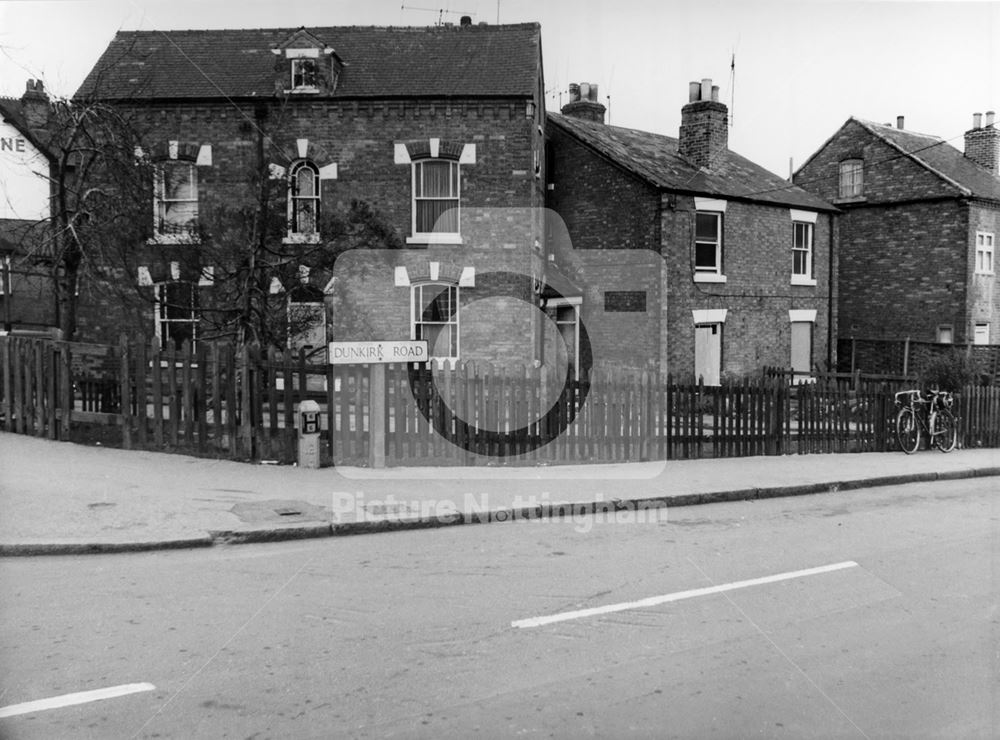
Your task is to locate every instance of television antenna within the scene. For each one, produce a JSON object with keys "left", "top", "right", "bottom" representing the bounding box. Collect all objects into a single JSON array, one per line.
[{"left": 400, "top": 4, "right": 477, "bottom": 25}]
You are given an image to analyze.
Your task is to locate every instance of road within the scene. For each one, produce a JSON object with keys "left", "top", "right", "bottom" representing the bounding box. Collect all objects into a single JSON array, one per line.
[{"left": 1, "top": 477, "right": 998, "bottom": 739}]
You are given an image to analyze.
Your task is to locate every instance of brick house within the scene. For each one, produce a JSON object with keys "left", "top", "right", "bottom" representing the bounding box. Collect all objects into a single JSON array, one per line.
[
  {"left": 545, "top": 79, "right": 838, "bottom": 383},
  {"left": 794, "top": 113, "right": 1000, "bottom": 348},
  {"left": 74, "top": 20, "right": 549, "bottom": 366},
  {"left": 0, "top": 81, "right": 57, "bottom": 334}
]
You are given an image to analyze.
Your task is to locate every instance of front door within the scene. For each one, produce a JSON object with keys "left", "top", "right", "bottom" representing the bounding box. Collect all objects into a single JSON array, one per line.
[{"left": 694, "top": 323, "right": 721, "bottom": 385}]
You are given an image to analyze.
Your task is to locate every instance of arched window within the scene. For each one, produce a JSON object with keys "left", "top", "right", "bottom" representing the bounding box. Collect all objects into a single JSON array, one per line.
[{"left": 289, "top": 161, "right": 320, "bottom": 237}]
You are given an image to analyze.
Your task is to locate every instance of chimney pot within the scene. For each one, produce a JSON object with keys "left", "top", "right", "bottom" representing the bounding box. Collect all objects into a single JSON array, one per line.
[
  {"left": 973, "top": 112, "right": 983, "bottom": 129},
  {"left": 711, "top": 85, "right": 720, "bottom": 103},
  {"left": 460, "top": 15, "right": 472, "bottom": 26},
  {"left": 688, "top": 81, "right": 701, "bottom": 102},
  {"left": 700, "top": 78, "right": 712, "bottom": 101},
  {"left": 568, "top": 83, "right": 580, "bottom": 103},
  {"left": 987, "top": 111, "right": 996, "bottom": 128},
  {"left": 588, "top": 83, "right": 599, "bottom": 102},
  {"left": 896, "top": 116, "right": 904, "bottom": 129},
  {"left": 579, "top": 82, "right": 590, "bottom": 101}
]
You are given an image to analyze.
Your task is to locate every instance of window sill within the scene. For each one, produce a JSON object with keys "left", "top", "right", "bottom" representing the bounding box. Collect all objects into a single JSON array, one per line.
[
  {"left": 406, "top": 234, "right": 463, "bottom": 246},
  {"left": 791, "top": 276, "right": 818, "bottom": 286},
  {"left": 147, "top": 235, "right": 200, "bottom": 246},
  {"left": 974, "top": 270, "right": 995, "bottom": 277},
  {"left": 833, "top": 195, "right": 866, "bottom": 205},
  {"left": 283, "top": 234, "right": 321, "bottom": 245},
  {"left": 288, "top": 86, "right": 320, "bottom": 94},
  {"left": 693, "top": 273, "right": 727, "bottom": 284}
]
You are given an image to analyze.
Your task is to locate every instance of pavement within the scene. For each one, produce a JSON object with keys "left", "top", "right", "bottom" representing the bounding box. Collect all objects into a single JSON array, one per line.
[{"left": 1, "top": 431, "right": 999, "bottom": 555}]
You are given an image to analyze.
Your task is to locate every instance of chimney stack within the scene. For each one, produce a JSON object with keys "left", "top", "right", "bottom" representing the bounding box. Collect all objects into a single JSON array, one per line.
[
  {"left": 20, "top": 79, "right": 50, "bottom": 132},
  {"left": 560, "top": 81, "right": 606, "bottom": 124},
  {"left": 678, "top": 77, "right": 729, "bottom": 170},
  {"left": 965, "top": 109, "right": 999, "bottom": 175}
]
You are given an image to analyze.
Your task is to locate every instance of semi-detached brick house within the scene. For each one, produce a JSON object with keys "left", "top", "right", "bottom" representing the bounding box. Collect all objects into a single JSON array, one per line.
[
  {"left": 74, "top": 20, "right": 550, "bottom": 367},
  {"left": 545, "top": 79, "right": 837, "bottom": 383},
  {"left": 794, "top": 113, "right": 1000, "bottom": 348}
]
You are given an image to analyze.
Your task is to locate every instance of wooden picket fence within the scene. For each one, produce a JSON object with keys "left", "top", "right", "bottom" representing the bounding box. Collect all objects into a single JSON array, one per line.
[{"left": 3, "top": 335, "right": 1000, "bottom": 466}]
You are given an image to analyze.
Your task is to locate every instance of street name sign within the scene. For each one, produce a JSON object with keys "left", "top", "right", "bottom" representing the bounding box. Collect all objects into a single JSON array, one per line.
[{"left": 328, "top": 340, "right": 428, "bottom": 365}]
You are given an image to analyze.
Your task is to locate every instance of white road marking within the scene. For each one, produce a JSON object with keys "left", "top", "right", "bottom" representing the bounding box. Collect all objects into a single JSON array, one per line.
[
  {"left": 0, "top": 683, "right": 156, "bottom": 718},
  {"left": 512, "top": 560, "right": 860, "bottom": 629}
]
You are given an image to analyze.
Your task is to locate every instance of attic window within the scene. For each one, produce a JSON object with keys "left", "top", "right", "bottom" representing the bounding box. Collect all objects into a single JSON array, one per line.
[{"left": 291, "top": 58, "right": 319, "bottom": 91}]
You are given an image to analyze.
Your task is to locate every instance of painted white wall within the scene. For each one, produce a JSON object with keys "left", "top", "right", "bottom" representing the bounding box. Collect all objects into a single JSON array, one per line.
[{"left": 0, "top": 117, "right": 49, "bottom": 221}]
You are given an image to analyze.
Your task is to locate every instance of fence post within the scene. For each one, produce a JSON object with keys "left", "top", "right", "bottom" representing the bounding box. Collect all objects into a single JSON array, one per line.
[
  {"left": 902, "top": 337, "right": 910, "bottom": 377},
  {"left": 117, "top": 335, "right": 131, "bottom": 449}
]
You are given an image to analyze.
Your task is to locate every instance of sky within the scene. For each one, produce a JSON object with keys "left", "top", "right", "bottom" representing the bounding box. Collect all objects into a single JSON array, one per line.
[{"left": 1, "top": 0, "right": 998, "bottom": 178}]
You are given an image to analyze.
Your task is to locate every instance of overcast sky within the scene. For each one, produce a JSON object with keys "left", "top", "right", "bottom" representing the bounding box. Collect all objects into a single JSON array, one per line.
[{"left": 1, "top": 0, "right": 997, "bottom": 177}]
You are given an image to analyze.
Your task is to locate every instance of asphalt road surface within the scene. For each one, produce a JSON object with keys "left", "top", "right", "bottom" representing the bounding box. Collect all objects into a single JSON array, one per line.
[{"left": 1, "top": 477, "right": 998, "bottom": 739}]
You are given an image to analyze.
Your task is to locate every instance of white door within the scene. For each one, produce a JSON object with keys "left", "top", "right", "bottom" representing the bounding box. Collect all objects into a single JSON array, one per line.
[
  {"left": 694, "top": 323, "right": 721, "bottom": 385},
  {"left": 790, "top": 321, "right": 812, "bottom": 376}
]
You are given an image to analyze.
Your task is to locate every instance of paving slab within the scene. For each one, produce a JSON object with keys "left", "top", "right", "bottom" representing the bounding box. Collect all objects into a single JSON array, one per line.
[{"left": 1, "top": 432, "right": 998, "bottom": 554}]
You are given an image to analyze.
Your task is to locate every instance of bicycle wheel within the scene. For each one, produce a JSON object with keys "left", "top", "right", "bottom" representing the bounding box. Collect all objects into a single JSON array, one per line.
[
  {"left": 895, "top": 407, "right": 921, "bottom": 454},
  {"left": 933, "top": 409, "right": 958, "bottom": 452}
]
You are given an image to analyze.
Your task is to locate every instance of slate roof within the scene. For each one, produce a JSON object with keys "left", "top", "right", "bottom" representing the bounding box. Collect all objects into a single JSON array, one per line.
[
  {"left": 853, "top": 118, "right": 1000, "bottom": 202},
  {"left": 549, "top": 113, "right": 835, "bottom": 211},
  {"left": 76, "top": 24, "right": 541, "bottom": 101}
]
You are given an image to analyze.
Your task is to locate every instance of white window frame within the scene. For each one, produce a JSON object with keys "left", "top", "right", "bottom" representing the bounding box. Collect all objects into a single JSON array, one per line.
[
  {"left": 409, "top": 159, "right": 461, "bottom": 244},
  {"left": 153, "top": 160, "right": 199, "bottom": 243},
  {"left": 286, "top": 160, "right": 321, "bottom": 243},
  {"left": 937, "top": 325, "right": 954, "bottom": 344},
  {"left": 693, "top": 210, "right": 725, "bottom": 283},
  {"left": 154, "top": 282, "right": 198, "bottom": 351},
  {"left": 545, "top": 296, "right": 582, "bottom": 380},
  {"left": 839, "top": 159, "right": 864, "bottom": 198},
  {"left": 411, "top": 282, "right": 460, "bottom": 360},
  {"left": 791, "top": 210, "right": 817, "bottom": 286},
  {"left": 290, "top": 57, "right": 320, "bottom": 92},
  {"left": 975, "top": 232, "right": 995, "bottom": 275}
]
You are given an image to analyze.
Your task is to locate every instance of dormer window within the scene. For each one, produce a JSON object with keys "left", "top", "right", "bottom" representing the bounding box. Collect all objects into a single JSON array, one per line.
[
  {"left": 291, "top": 58, "right": 318, "bottom": 91},
  {"left": 273, "top": 29, "right": 343, "bottom": 95}
]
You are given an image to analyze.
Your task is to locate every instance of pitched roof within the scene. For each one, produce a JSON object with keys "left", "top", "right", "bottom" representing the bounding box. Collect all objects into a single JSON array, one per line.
[
  {"left": 549, "top": 113, "right": 835, "bottom": 211},
  {"left": 853, "top": 118, "right": 1000, "bottom": 202},
  {"left": 76, "top": 24, "right": 541, "bottom": 101}
]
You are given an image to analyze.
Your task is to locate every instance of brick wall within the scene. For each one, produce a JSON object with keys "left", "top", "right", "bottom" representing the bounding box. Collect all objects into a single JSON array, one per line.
[
  {"left": 546, "top": 124, "right": 833, "bottom": 378},
  {"left": 794, "top": 118, "right": 982, "bottom": 344},
  {"left": 661, "top": 198, "right": 833, "bottom": 378},
  {"left": 74, "top": 96, "right": 548, "bottom": 366},
  {"left": 968, "top": 201, "right": 1000, "bottom": 341}
]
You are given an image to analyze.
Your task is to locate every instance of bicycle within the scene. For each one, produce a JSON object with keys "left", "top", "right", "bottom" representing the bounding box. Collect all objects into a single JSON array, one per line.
[{"left": 894, "top": 389, "right": 958, "bottom": 454}]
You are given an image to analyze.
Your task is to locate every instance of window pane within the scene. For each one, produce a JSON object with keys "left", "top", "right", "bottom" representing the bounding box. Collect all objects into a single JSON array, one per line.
[
  {"left": 695, "top": 213, "right": 718, "bottom": 240},
  {"left": 695, "top": 242, "right": 717, "bottom": 269},
  {"left": 419, "top": 161, "right": 455, "bottom": 197},
  {"left": 295, "top": 166, "right": 316, "bottom": 197},
  {"left": 163, "top": 163, "right": 195, "bottom": 200},
  {"left": 416, "top": 200, "right": 458, "bottom": 234},
  {"left": 161, "top": 201, "right": 197, "bottom": 233}
]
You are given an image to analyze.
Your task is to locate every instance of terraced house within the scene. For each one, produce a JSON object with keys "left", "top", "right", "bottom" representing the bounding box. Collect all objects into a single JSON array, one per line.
[
  {"left": 74, "top": 20, "right": 550, "bottom": 366},
  {"left": 545, "top": 79, "right": 838, "bottom": 383},
  {"left": 794, "top": 113, "right": 1000, "bottom": 352}
]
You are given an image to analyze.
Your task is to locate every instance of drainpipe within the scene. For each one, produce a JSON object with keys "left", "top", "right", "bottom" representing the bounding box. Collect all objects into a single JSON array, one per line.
[{"left": 827, "top": 214, "right": 834, "bottom": 370}]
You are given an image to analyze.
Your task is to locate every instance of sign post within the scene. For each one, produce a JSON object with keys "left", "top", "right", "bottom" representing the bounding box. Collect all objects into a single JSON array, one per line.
[{"left": 328, "top": 341, "right": 428, "bottom": 469}]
